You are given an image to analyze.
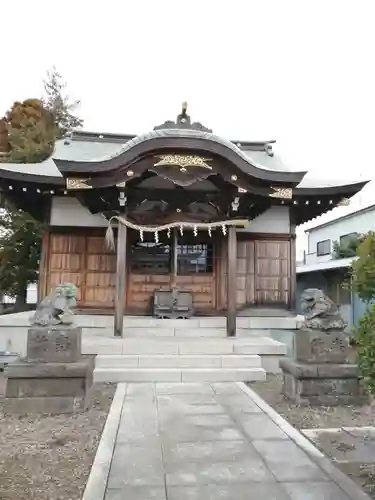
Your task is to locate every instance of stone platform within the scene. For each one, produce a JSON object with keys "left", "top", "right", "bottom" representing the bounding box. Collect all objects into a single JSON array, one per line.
[
  {"left": 2, "top": 360, "right": 93, "bottom": 414},
  {"left": 0, "top": 312, "right": 295, "bottom": 383},
  {"left": 82, "top": 382, "right": 371, "bottom": 500}
]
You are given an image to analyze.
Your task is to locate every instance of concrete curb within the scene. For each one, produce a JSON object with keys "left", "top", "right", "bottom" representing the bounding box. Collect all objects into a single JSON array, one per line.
[
  {"left": 237, "top": 382, "right": 371, "bottom": 500},
  {"left": 81, "top": 383, "right": 127, "bottom": 500}
]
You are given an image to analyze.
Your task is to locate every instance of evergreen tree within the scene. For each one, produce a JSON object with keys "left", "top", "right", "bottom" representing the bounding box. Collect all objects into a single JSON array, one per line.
[
  {"left": 0, "top": 203, "right": 43, "bottom": 310},
  {"left": 0, "top": 70, "right": 83, "bottom": 310},
  {"left": 42, "top": 67, "right": 83, "bottom": 138}
]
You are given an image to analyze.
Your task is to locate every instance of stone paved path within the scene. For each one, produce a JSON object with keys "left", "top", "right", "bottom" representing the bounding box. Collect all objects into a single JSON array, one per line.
[{"left": 102, "top": 383, "right": 363, "bottom": 500}]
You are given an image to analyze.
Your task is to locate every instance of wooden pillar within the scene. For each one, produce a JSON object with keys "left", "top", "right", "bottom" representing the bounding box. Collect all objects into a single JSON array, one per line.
[
  {"left": 289, "top": 210, "right": 297, "bottom": 311},
  {"left": 38, "top": 230, "right": 50, "bottom": 303},
  {"left": 226, "top": 226, "right": 237, "bottom": 337},
  {"left": 170, "top": 228, "right": 178, "bottom": 288},
  {"left": 114, "top": 220, "right": 127, "bottom": 337}
]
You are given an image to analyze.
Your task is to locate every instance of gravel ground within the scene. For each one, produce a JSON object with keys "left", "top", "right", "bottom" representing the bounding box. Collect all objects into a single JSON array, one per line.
[
  {"left": 249, "top": 374, "right": 375, "bottom": 430},
  {"left": 250, "top": 374, "right": 375, "bottom": 498},
  {"left": 0, "top": 383, "right": 116, "bottom": 500}
]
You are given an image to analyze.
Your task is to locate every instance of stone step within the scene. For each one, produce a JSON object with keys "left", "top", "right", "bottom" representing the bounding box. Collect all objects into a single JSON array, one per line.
[
  {"left": 95, "top": 354, "right": 262, "bottom": 369},
  {"left": 83, "top": 327, "right": 272, "bottom": 338},
  {"left": 82, "top": 336, "right": 287, "bottom": 356},
  {"left": 0, "top": 312, "right": 302, "bottom": 330},
  {"left": 81, "top": 317, "right": 299, "bottom": 330},
  {"left": 93, "top": 367, "right": 266, "bottom": 383}
]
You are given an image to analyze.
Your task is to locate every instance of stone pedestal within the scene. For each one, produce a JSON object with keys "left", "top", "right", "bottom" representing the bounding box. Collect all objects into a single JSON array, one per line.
[
  {"left": 280, "top": 329, "right": 364, "bottom": 406},
  {"left": 1, "top": 326, "right": 94, "bottom": 415}
]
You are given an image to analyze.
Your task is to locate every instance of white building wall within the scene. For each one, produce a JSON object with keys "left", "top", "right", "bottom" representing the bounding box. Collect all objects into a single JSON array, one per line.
[
  {"left": 50, "top": 197, "right": 290, "bottom": 234},
  {"left": 50, "top": 197, "right": 108, "bottom": 227},
  {"left": 238, "top": 206, "right": 290, "bottom": 234},
  {"left": 306, "top": 208, "right": 375, "bottom": 265}
]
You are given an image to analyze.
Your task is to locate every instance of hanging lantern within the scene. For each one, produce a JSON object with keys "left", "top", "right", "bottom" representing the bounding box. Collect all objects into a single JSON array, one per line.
[
  {"left": 154, "top": 230, "right": 159, "bottom": 243},
  {"left": 139, "top": 229, "right": 144, "bottom": 241},
  {"left": 222, "top": 224, "right": 227, "bottom": 235},
  {"left": 179, "top": 225, "right": 183, "bottom": 236},
  {"left": 193, "top": 225, "right": 198, "bottom": 237},
  {"left": 208, "top": 227, "right": 212, "bottom": 237}
]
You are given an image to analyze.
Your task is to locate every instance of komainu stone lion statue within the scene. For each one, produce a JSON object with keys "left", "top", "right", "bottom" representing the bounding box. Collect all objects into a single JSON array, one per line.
[
  {"left": 30, "top": 283, "right": 78, "bottom": 327},
  {"left": 300, "top": 288, "right": 347, "bottom": 331}
]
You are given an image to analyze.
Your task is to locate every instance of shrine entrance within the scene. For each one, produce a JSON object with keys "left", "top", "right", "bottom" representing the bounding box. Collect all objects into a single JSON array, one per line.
[{"left": 126, "top": 229, "right": 217, "bottom": 314}]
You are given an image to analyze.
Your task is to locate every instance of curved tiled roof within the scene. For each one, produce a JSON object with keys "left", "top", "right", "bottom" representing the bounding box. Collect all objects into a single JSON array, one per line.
[
  {"left": 0, "top": 130, "right": 369, "bottom": 194},
  {"left": 0, "top": 157, "right": 62, "bottom": 177},
  {"left": 54, "top": 130, "right": 294, "bottom": 173},
  {"left": 53, "top": 128, "right": 307, "bottom": 184}
]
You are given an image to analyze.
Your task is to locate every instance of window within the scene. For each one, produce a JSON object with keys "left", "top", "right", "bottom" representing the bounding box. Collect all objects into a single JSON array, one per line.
[
  {"left": 317, "top": 239, "right": 331, "bottom": 256},
  {"left": 130, "top": 242, "right": 170, "bottom": 273},
  {"left": 340, "top": 232, "right": 358, "bottom": 248},
  {"left": 129, "top": 240, "right": 214, "bottom": 274},
  {"left": 177, "top": 244, "right": 213, "bottom": 274}
]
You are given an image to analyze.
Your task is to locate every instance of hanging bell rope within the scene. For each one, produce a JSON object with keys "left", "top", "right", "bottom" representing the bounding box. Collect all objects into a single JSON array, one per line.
[{"left": 105, "top": 215, "right": 249, "bottom": 250}]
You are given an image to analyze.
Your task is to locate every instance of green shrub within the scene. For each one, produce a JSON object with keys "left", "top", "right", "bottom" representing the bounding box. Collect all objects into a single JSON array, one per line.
[
  {"left": 354, "top": 305, "right": 375, "bottom": 394},
  {"left": 351, "top": 232, "right": 375, "bottom": 393}
]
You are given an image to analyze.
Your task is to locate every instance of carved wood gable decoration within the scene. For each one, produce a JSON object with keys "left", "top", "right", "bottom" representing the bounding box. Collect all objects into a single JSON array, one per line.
[
  {"left": 66, "top": 178, "right": 92, "bottom": 190},
  {"left": 269, "top": 187, "right": 293, "bottom": 200},
  {"left": 151, "top": 154, "right": 213, "bottom": 187}
]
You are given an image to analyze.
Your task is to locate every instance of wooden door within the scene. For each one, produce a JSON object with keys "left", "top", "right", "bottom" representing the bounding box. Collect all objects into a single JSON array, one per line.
[
  {"left": 254, "top": 240, "right": 290, "bottom": 305},
  {"left": 46, "top": 232, "right": 116, "bottom": 309},
  {"left": 85, "top": 236, "right": 116, "bottom": 307},
  {"left": 47, "top": 234, "right": 85, "bottom": 302}
]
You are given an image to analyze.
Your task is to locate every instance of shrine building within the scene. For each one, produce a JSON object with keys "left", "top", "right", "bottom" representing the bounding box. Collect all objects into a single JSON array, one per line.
[{"left": 0, "top": 105, "right": 367, "bottom": 337}]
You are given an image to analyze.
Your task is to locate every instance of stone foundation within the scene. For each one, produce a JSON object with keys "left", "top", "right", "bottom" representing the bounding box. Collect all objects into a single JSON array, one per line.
[
  {"left": 1, "top": 326, "right": 94, "bottom": 415},
  {"left": 280, "top": 358, "right": 363, "bottom": 406},
  {"left": 280, "top": 329, "right": 364, "bottom": 406}
]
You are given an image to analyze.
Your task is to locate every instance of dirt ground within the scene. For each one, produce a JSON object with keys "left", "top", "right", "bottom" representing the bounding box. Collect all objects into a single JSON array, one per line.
[{"left": 0, "top": 383, "right": 115, "bottom": 500}]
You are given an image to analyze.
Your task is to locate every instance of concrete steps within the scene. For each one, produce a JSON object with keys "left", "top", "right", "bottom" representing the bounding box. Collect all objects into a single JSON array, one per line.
[
  {"left": 93, "top": 367, "right": 266, "bottom": 383},
  {"left": 91, "top": 339, "right": 284, "bottom": 383},
  {"left": 0, "top": 312, "right": 292, "bottom": 382},
  {"left": 82, "top": 336, "right": 286, "bottom": 355},
  {"left": 95, "top": 354, "right": 262, "bottom": 369},
  {"left": 80, "top": 315, "right": 300, "bottom": 338},
  {"left": 83, "top": 327, "right": 272, "bottom": 338}
]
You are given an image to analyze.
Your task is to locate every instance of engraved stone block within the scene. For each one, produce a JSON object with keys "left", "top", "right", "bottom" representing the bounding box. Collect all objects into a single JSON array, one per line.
[
  {"left": 26, "top": 326, "right": 82, "bottom": 363},
  {"left": 294, "top": 329, "right": 350, "bottom": 364}
]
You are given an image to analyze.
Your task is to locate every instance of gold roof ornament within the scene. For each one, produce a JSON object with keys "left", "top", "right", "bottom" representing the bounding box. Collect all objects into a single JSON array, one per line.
[
  {"left": 66, "top": 178, "right": 92, "bottom": 190},
  {"left": 154, "top": 154, "right": 212, "bottom": 170},
  {"left": 269, "top": 187, "right": 293, "bottom": 200},
  {"left": 337, "top": 198, "right": 351, "bottom": 206}
]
